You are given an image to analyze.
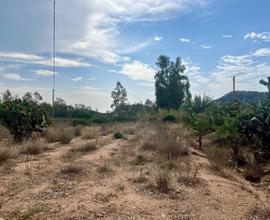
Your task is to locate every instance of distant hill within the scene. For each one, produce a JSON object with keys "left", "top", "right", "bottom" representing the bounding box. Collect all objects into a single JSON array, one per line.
[{"left": 216, "top": 91, "right": 268, "bottom": 103}]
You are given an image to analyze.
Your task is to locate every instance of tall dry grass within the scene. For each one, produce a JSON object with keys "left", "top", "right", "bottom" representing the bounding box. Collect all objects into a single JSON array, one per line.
[
  {"left": 45, "top": 127, "right": 74, "bottom": 144},
  {"left": 142, "top": 123, "right": 189, "bottom": 160},
  {"left": 81, "top": 126, "right": 100, "bottom": 140},
  {"left": 21, "top": 139, "right": 45, "bottom": 155}
]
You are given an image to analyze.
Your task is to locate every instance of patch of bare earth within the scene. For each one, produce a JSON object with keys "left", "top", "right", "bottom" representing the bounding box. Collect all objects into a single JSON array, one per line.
[{"left": 0, "top": 123, "right": 269, "bottom": 220}]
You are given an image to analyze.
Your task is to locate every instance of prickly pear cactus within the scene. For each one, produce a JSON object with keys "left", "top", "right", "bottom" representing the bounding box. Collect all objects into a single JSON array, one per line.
[{"left": 0, "top": 99, "right": 50, "bottom": 141}]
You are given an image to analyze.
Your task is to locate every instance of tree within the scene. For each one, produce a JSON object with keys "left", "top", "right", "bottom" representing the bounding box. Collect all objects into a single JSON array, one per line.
[
  {"left": 155, "top": 55, "right": 190, "bottom": 109},
  {"left": 260, "top": 77, "right": 270, "bottom": 94},
  {"left": 111, "top": 81, "right": 127, "bottom": 110},
  {"left": 34, "top": 91, "right": 43, "bottom": 102},
  {"left": 23, "top": 92, "right": 33, "bottom": 102},
  {"left": 192, "top": 113, "right": 213, "bottom": 150},
  {"left": 1, "top": 90, "right": 13, "bottom": 101}
]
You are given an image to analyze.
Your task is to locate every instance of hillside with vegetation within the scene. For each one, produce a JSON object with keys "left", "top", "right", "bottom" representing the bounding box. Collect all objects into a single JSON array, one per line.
[
  {"left": 216, "top": 91, "right": 268, "bottom": 103},
  {"left": 0, "top": 56, "right": 270, "bottom": 219}
]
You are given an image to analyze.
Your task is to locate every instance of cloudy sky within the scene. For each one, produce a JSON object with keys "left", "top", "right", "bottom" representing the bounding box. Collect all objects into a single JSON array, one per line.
[{"left": 0, "top": 0, "right": 269, "bottom": 111}]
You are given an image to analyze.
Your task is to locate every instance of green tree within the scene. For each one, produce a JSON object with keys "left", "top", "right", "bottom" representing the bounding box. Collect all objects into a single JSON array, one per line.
[
  {"left": 259, "top": 76, "right": 270, "bottom": 94},
  {"left": 111, "top": 81, "right": 127, "bottom": 110},
  {"left": 1, "top": 90, "right": 13, "bottom": 101},
  {"left": 155, "top": 55, "right": 190, "bottom": 109},
  {"left": 193, "top": 113, "right": 213, "bottom": 149}
]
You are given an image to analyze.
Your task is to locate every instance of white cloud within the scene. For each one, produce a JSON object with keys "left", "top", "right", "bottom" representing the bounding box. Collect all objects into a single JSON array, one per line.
[
  {"left": 154, "top": 36, "right": 163, "bottom": 41},
  {"left": 72, "top": 76, "right": 83, "bottom": 82},
  {"left": 200, "top": 44, "right": 212, "bottom": 49},
  {"left": 0, "top": 52, "right": 91, "bottom": 67},
  {"left": 120, "top": 60, "right": 156, "bottom": 82},
  {"left": 88, "top": 77, "right": 96, "bottom": 80},
  {"left": 2, "top": 73, "right": 31, "bottom": 81},
  {"left": 137, "top": 82, "right": 154, "bottom": 87},
  {"left": 179, "top": 38, "right": 190, "bottom": 43},
  {"left": 252, "top": 48, "right": 270, "bottom": 57},
  {"left": 33, "top": 69, "right": 56, "bottom": 76},
  {"left": 244, "top": 32, "right": 270, "bottom": 42},
  {"left": 62, "top": 0, "right": 209, "bottom": 63},
  {"left": 63, "top": 85, "right": 111, "bottom": 112},
  {"left": 222, "top": 34, "right": 232, "bottom": 38}
]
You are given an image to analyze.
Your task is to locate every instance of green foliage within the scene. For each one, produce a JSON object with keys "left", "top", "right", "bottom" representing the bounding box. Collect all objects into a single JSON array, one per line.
[
  {"left": 259, "top": 76, "right": 270, "bottom": 94},
  {"left": 193, "top": 113, "right": 213, "bottom": 136},
  {"left": 72, "top": 119, "right": 91, "bottom": 126},
  {"left": 0, "top": 99, "right": 49, "bottom": 141},
  {"left": 163, "top": 115, "right": 176, "bottom": 122},
  {"left": 113, "top": 132, "right": 123, "bottom": 139},
  {"left": 155, "top": 55, "right": 190, "bottom": 110},
  {"left": 111, "top": 81, "right": 127, "bottom": 110}
]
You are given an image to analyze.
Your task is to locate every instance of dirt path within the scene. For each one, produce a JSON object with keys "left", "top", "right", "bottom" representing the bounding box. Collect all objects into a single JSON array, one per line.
[{"left": 0, "top": 132, "right": 269, "bottom": 220}]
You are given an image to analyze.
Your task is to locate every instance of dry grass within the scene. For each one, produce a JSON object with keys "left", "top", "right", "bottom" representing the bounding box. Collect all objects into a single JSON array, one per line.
[
  {"left": 178, "top": 162, "right": 201, "bottom": 187},
  {"left": 82, "top": 126, "right": 100, "bottom": 140},
  {"left": 247, "top": 206, "right": 270, "bottom": 220},
  {"left": 131, "top": 154, "right": 148, "bottom": 165},
  {"left": 203, "top": 144, "right": 234, "bottom": 179},
  {"left": 97, "top": 163, "right": 112, "bottom": 173},
  {"left": 0, "top": 146, "right": 11, "bottom": 163},
  {"left": 71, "top": 141, "right": 97, "bottom": 153},
  {"left": 60, "top": 163, "right": 86, "bottom": 178},
  {"left": 154, "top": 170, "right": 171, "bottom": 193},
  {"left": 73, "top": 126, "right": 83, "bottom": 137},
  {"left": 142, "top": 123, "right": 189, "bottom": 160},
  {"left": 133, "top": 169, "right": 148, "bottom": 183},
  {"left": 21, "top": 139, "right": 45, "bottom": 155},
  {"left": 0, "top": 124, "right": 13, "bottom": 145},
  {"left": 45, "top": 127, "right": 74, "bottom": 144}
]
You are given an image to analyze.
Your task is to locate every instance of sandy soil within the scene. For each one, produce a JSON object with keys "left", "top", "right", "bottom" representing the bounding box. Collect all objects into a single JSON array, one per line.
[{"left": 0, "top": 126, "right": 269, "bottom": 220}]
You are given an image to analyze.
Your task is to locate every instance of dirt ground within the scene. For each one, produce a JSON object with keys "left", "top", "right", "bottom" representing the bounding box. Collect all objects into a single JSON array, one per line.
[{"left": 0, "top": 123, "right": 269, "bottom": 220}]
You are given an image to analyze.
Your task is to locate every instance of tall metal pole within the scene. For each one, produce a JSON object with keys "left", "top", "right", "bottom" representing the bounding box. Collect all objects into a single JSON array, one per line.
[
  {"left": 52, "top": 0, "right": 56, "bottom": 119},
  {"left": 233, "top": 76, "right": 235, "bottom": 92}
]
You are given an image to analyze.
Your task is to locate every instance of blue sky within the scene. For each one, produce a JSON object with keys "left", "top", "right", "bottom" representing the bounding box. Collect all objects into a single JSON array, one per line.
[{"left": 0, "top": 0, "right": 269, "bottom": 112}]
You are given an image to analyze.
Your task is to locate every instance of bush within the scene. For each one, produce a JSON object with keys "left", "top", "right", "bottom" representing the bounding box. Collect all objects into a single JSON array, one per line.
[
  {"left": 163, "top": 115, "right": 176, "bottom": 123},
  {"left": 143, "top": 124, "right": 189, "bottom": 159},
  {"left": 154, "top": 171, "right": 171, "bottom": 193},
  {"left": 22, "top": 139, "right": 44, "bottom": 155},
  {"left": 0, "top": 99, "right": 49, "bottom": 141},
  {"left": 45, "top": 127, "right": 74, "bottom": 144},
  {"left": 82, "top": 127, "right": 100, "bottom": 140},
  {"left": 73, "top": 126, "right": 83, "bottom": 137},
  {"left": 114, "top": 132, "right": 123, "bottom": 139}
]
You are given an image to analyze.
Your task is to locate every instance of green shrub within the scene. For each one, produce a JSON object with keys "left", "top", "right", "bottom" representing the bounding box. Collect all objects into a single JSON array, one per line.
[
  {"left": 163, "top": 115, "right": 176, "bottom": 122},
  {"left": 113, "top": 132, "right": 123, "bottom": 139},
  {"left": 0, "top": 99, "right": 49, "bottom": 141}
]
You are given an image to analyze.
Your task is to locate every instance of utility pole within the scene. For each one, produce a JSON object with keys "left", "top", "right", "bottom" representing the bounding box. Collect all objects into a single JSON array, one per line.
[
  {"left": 233, "top": 76, "right": 236, "bottom": 93},
  {"left": 52, "top": 0, "right": 56, "bottom": 119}
]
